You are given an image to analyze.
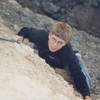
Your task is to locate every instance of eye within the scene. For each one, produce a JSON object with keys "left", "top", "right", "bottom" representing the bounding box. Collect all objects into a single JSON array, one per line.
[
  {"left": 58, "top": 41, "right": 63, "bottom": 45},
  {"left": 51, "top": 37, "right": 56, "bottom": 41}
]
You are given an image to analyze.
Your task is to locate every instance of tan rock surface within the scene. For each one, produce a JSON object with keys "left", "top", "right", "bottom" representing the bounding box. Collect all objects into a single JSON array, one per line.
[{"left": 0, "top": 23, "right": 82, "bottom": 100}]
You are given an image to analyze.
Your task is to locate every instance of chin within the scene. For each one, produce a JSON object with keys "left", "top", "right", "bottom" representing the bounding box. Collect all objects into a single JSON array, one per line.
[
  {"left": 49, "top": 46, "right": 58, "bottom": 52},
  {"left": 50, "top": 49, "right": 57, "bottom": 52}
]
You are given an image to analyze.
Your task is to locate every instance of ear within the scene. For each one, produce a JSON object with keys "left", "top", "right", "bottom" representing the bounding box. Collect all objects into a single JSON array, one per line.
[{"left": 48, "top": 32, "right": 52, "bottom": 39}]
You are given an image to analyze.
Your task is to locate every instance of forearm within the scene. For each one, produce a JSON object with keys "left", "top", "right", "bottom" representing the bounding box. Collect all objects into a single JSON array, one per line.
[
  {"left": 17, "top": 27, "right": 37, "bottom": 43},
  {"left": 17, "top": 27, "right": 46, "bottom": 45},
  {"left": 75, "top": 79, "right": 90, "bottom": 97},
  {"left": 17, "top": 27, "right": 29, "bottom": 38}
]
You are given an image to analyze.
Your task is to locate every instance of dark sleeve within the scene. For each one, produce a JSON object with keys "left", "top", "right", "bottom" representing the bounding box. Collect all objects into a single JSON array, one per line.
[
  {"left": 63, "top": 43, "right": 90, "bottom": 97},
  {"left": 17, "top": 27, "right": 48, "bottom": 46}
]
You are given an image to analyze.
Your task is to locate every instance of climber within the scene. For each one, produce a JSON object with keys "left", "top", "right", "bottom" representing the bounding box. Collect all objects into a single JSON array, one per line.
[{"left": 14, "top": 22, "right": 92, "bottom": 100}]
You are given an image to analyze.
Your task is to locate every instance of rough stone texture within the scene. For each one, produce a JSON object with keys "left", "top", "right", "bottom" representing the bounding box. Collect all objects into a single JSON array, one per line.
[
  {"left": 16, "top": 0, "right": 100, "bottom": 38},
  {"left": 72, "top": 3, "right": 100, "bottom": 38},
  {"left": 0, "top": 0, "right": 55, "bottom": 32},
  {"left": 0, "top": 22, "right": 82, "bottom": 100},
  {"left": 0, "top": 0, "right": 100, "bottom": 100}
]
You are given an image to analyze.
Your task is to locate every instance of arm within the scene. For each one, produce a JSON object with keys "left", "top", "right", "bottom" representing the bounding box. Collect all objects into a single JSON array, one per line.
[
  {"left": 17, "top": 27, "right": 48, "bottom": 46},
  {"left": 63, "top": 43, "right": 91, "bottom": 98}
]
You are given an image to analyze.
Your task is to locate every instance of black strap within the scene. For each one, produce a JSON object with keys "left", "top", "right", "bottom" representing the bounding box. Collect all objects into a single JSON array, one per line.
[{"left": 0, "top": 37, "right": 18, "bottom": 43}]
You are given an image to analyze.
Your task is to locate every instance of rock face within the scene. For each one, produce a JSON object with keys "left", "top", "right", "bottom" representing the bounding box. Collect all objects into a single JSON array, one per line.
[
  {"left": 0, "top": 0, "right": 55, "bottom": 32},
  {"left": 16, "top": 0, "right": 100, "bottom": 38},
  {"left": 72, "top": 3, "right": 100, "bottom": 38},
  {"left": 0, "top": 0, "right": 100, "bottom": 100},
  {"left": 0, "top": 23, "right": 82, "bottom": 100}
]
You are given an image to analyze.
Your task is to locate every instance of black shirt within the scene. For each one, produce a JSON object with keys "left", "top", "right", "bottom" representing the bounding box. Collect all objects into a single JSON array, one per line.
[{"left": 18, "top": 27, "right": 90, "bottom": 97}]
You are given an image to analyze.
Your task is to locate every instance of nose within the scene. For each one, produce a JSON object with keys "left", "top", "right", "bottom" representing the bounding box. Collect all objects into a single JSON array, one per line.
[{"left": 54, "top": 41, "right": 58, "bottom": 46}]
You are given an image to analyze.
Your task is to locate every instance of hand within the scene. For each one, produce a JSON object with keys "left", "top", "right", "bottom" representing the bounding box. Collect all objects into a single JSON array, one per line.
[
  {"left": 85, "top": 96, "right": 92, "bottom": 100},
  {"left": 12, "top": 35, "right": 24, "bottom": 44}
]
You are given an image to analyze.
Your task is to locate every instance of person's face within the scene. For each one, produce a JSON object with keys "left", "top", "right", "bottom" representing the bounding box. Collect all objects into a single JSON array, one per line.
[{"left": 48, "top": 33, "right": 66, "bottom": 52}]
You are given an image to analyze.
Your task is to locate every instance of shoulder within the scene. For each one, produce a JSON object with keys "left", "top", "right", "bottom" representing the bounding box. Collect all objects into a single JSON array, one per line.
[
  {"left": 58, "top": 43, "right": 76, "bottom": 60},
  {"left": 60, "top": 43, "right": 73, "bottom": 53},
  {"left": 27, "top": 27, "right": 48, "bottom": 34},
  {"left": 20, "top": 27, "right": 48, "bottom": 34}
]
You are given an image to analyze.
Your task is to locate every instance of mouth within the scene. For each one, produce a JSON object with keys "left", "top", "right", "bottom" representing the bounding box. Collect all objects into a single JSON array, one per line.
[
  {"left": 49, "top": 45, "right": 56, "bottom": 52},
  {"left": 51, "top": 45, "right": 57, "bottom": 50}
]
